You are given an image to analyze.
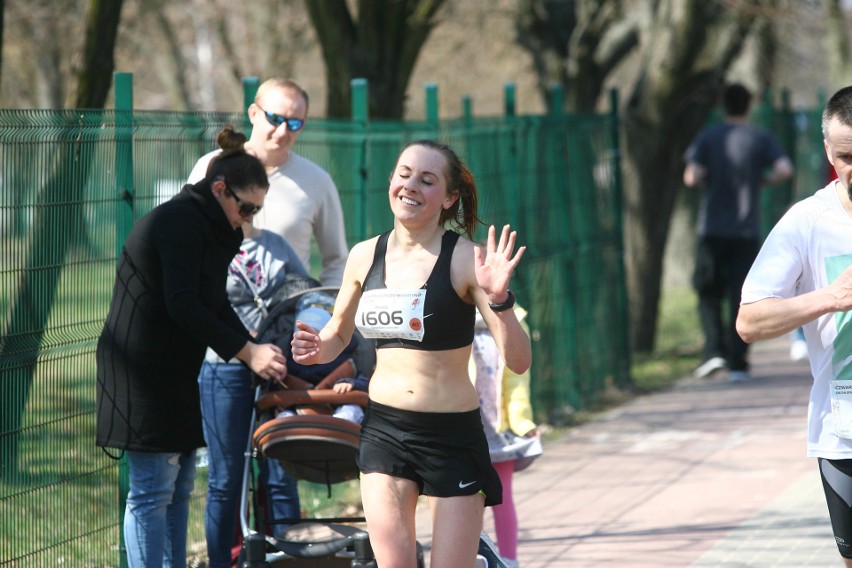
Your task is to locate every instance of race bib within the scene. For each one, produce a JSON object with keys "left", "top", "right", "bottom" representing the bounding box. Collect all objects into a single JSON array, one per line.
[
  {"left": 356, "top": 288, "right": 426, "bottom": 341},
  {"left": 830, "top": 380, "right": 852, "bottom": 439}
]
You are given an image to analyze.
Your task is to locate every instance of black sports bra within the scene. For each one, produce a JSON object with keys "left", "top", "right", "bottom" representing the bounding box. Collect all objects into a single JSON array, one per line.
[{"left": 358, "top": 230, "right": 475, "bottom": 350}]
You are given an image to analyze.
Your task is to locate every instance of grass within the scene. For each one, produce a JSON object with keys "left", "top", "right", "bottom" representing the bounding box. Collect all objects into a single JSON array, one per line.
[{"left": 630, "top": 286, "right": 703, "bottom": 392}]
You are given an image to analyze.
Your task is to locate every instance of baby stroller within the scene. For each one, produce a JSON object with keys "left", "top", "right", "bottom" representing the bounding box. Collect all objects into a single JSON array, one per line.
[{"left": 237, "top": 277, "right": 424, "bottom": 567}]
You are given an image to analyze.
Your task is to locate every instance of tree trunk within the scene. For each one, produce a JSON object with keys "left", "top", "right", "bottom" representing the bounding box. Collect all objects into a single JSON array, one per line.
[
  {"left": 74, "top": 0, "right": 125, "bottom": 109},
  {"left": 621, "top": 0, "right": 756, "bottom": 352},
  {"left": 305, "top": 0, "right": 447, "bottom": 119}
]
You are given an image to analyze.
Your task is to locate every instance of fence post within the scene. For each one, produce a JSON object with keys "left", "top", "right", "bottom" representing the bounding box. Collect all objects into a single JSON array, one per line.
[
  {"left": 534, "top": 83, "right": 565, "bottom": 253},
  {"left": 113, "top": 71, "right": 134, "bottom": 568},
  {"left": 609, "top": 89, "right": 624, "bottom": 238},
  {"left": 243, "top": 77, "right": 259, "bottom": 111},
  {"left": 351, "top": 78, "right": 369, "bottom": 240},
  {"left": 503, "top": 83, "right": 519, "bottom": 228},
  {"left": 114, "top": 72, "right": 134, "bottom": 258},
  {"left": 425, "top": 83, "right": 439, "bottom": 133},
  {"left": 781, "top": 88, "right": 795, "bottom": 206},
  {"left": 242, "top": 77, "right": 259, "bottom": 129},
  {"left": 504, "top": 82, "right": 516, "bottom": 117},
  {"left": 462, "top": 95, "right": 473, "bottom": 125},
  {"left": 549, "top": 83, "right": 564, "bottom": 116},
  {"left": 609, "top": 87, "right": 631, "bottom": 382},
  {"left": 461, "top": 95, "right": 473, "bottom": 166}
]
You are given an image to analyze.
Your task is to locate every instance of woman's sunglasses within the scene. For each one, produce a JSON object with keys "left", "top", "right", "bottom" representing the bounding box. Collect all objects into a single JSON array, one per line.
[
  {"left": 225, "top": 186, "right": 263, "bottom": 217},
  {"left": 256, "top": 104, "right": 305, "bottom": 131}
]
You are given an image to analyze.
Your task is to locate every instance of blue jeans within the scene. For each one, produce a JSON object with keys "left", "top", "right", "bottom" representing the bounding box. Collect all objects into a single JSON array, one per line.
[
  {"left": 198, "top": 361, "right": 301, "bottom": 568},
  {"left": 124, "top": 450, "right": 197, "bottom": 568}
]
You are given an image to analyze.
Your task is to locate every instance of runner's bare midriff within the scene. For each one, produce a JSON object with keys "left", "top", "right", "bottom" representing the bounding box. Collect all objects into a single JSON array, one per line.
[{"left": 367, "top": 345, "right": 479, "bottom": 413}]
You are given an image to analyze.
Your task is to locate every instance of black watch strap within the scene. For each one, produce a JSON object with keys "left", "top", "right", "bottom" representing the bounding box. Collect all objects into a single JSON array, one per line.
[{"left": 488, "top": 289, "right": 515, "bottom": 313}]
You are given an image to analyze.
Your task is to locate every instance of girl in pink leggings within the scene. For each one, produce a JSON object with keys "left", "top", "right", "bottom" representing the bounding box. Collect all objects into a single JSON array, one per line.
[{"left": 470, "top": 306, "right": 542, "bottom": 567}]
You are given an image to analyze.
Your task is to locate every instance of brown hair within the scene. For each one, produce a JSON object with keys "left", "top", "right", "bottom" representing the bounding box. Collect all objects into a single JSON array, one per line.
[
  {"left": 398, "top": 139, "right": 481, "bottom": 239},
  {"left": 206, "top": 125, "right": 268, "bottom": 192}
]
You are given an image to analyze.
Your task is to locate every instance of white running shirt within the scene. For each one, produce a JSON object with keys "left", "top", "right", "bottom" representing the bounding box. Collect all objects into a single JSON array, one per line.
[{"left": 741, "top": 181, "right": 852, "bottom": 459}]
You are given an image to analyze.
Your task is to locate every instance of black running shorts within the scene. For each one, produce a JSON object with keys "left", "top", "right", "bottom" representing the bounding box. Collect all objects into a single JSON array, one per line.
[
  {"left": 357, "top": 399, "right": 503, "bottom": 506},
  {"left": 819, "top": 458, "right": 852, "bottom": 558}
]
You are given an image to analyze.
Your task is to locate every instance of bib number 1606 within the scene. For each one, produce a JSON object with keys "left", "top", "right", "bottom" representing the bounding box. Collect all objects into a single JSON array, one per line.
[{"left": 360, "top": 310, "right": 403, "bottom": 326}]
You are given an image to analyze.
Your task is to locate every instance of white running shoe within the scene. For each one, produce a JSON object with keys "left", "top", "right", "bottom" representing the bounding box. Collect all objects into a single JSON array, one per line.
[{"left": 693, "top": 356, "right": 726, "bottom": 379}]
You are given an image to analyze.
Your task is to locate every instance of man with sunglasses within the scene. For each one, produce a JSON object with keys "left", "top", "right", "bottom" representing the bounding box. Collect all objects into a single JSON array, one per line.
[
  {"left": 188, "top": 80, "right": 348, "bottom": 566},
  {"left": 189, "top": 77, "right": 348, "bottom": 287}
]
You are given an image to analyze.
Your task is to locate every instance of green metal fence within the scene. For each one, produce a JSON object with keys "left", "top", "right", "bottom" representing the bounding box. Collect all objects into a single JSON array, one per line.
[{"left": 0, "top": 78, "right": 630, "bottom": 565}]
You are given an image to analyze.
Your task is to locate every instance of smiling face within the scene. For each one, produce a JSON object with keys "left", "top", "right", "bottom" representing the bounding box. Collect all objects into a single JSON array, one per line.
[
  {"left": 388, "top": 145, "right": 459, "bottom": 228},
  {"left": 248, "top": 86, "right": 308, "bottom": 160}
]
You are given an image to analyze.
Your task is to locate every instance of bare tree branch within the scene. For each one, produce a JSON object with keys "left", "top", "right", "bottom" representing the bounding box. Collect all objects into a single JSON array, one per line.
[{"left": 516, "top": 0, "right": 639, "bottom": 112}]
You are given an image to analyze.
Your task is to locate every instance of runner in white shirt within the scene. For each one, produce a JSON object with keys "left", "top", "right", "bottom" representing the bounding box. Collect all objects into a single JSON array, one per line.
[{"left": 737, "top": 85, "right": 852, "bottom": 567}]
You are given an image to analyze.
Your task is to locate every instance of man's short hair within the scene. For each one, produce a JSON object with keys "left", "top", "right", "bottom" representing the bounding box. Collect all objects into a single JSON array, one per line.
[
  {"left": 822, "top": 86, "right": 852, "bottom": 139},
  {"left": 255, "top": 78, "right": 310, "bottom": 113},
  {"left": 723, "top": 83, "right": 752, "bottom": 117}
]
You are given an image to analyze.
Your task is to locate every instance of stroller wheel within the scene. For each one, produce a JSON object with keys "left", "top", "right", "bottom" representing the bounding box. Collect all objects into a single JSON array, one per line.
[{"left": 237, "top": 532, "right": 271, "bottom": 567}]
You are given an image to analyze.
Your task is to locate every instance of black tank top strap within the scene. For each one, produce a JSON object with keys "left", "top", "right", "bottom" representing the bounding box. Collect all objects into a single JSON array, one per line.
[
  {"left": 362, "top": 231, "right": 391, "bottom": 291},
  {"left": 428, "top": 231, "right": 460, "bottom": 285}
]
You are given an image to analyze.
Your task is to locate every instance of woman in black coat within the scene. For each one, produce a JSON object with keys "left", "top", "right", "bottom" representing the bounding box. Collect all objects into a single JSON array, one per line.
[{"left": 96, "top": 129, "right": 286, "bottom": 568}]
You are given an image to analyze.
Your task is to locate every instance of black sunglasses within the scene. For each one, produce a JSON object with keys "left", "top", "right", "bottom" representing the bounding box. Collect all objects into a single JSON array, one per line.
[
  {"left": 256, "top": 104, "right": 305, "bottom": 131},
  {"left": 225, "top": 186, "right": 263, "bottom": 217}
]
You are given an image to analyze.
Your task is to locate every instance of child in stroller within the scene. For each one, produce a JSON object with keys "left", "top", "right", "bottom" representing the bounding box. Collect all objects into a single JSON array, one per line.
[{"left": 273, "top": 290, "right": 370, "bottom": 425}]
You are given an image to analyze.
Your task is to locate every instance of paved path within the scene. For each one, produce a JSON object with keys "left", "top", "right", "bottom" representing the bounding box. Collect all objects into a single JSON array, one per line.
[{"left": 415, "top": 336, "right": 841, "bottom": 567}]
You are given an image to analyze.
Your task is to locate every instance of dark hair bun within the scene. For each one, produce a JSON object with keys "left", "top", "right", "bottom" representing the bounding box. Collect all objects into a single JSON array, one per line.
[{"left": 217, "top": 124, "right": 247, "bottom": 155}]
